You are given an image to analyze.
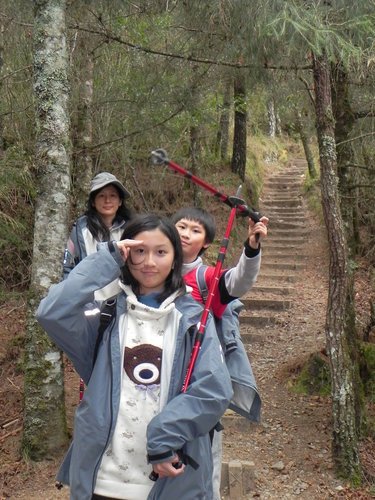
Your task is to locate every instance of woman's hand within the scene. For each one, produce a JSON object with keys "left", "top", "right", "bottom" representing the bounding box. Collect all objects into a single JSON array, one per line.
[
  {"left": 116, "top": 239, "right": 144, "bottom": 262},
  {"left": 151, "top": 454, "right": 185, "bottom": 478},
  {"left": 248, "top": 215, "right": 269, "bottom": 249}
]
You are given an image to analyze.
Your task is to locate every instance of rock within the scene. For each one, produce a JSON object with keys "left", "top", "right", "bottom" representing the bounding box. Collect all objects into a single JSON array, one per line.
[{"left": 271, "top": 460, "right": 285, "bottom": 471}]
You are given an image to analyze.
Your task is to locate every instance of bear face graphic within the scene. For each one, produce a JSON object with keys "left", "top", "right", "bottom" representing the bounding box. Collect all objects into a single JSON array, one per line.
[{"left": 124, "top": 344, "right": 162, "bottom": 386}]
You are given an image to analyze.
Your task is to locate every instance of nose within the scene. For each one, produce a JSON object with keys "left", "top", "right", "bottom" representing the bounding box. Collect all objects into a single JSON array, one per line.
[
  {"left": 180, "top": 228, "right": 190, "bottom": 239},
  {"left": 143, "top": 252, "right": 156, "bottom": 266}
]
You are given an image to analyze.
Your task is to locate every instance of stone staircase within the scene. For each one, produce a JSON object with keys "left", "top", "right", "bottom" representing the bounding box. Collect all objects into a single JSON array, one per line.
[{"left": 220, "top": 158, "right": 308, "bottom": 498}]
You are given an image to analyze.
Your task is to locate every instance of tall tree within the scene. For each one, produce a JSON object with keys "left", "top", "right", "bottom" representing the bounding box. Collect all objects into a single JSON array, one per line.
[
  {"left": 266, "top": 1, "right": 375, "bottom": 480},
  {"left": 331, "top": 63, "right": 359, "bottom": 255},
  {"left": 71, "top": 27, "right": 95, "bottom": 216},
  {"left": 231, "top": 70, "right": 247, "bottom": 181},
  {"left": 216, "top": 76, "right": 232, "bottom": 161},
  {"left": 313, "top": 50, "right": 360, "bottom": 482},
  {"left": 22, "top": 0, "right": 71, "bottom": 459}
]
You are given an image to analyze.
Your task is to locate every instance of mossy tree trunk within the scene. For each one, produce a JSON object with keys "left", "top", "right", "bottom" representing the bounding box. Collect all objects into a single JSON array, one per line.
[
  {"left": 22, "top": 0, "right": 71, "bottom": 460},
  {"left": 312, "top": 51, "right": 361, "bottom": 483},
  {"left": 231, "top": 70, "right": 247, "bottom": 182},
  {"left": 331, "top": 62, "right": 360, "bottom": 256}
]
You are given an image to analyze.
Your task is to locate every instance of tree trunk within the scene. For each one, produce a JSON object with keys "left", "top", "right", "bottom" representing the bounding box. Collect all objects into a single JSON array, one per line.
[
  {"left": 189, "top": 64, "right": 202, "bottom": 205},
  {"left": 331, "top": 63, "right": 359, "bottom": 256},
  {"left": 71, "top": 29, "right": 94, "bottom": 216},
  {"left": 231, "top": 71, "right": 247, "bottom": 181},
  {"left": 312, "top": 51, "right": 361, "bottom": 482},
  {"left": 216, "top": 77, "right": 231, "bottom": 161},
  {"left": 295, "top": 111, "right": 317, "bottom": 179},
  {"left": 267, "top": 98, "right": 276, "bottom": 138},
  {"left": 22, "top": 0, "right": 71, "bottom": 460},
  {"left": 0, "top": 19, "right": 5, "bottom": 154}
]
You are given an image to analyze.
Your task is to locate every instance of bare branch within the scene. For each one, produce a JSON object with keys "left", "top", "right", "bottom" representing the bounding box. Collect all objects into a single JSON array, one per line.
[
  {"left": 0, "top": 65, "right": 32, "bottom": 82},
  {"left": 69, "top": 23, "right": 313, "bottom": 71},
  {"left": 336, "top": 131, "right": 375, "bottom": 146},
  {"left": 82, "top": 106, "right": 185, "bottom": 152}
]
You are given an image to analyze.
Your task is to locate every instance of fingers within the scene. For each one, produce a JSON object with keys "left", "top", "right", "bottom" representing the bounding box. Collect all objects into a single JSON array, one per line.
[
  {"left": 152, "top": 458, "right": 185, "bottom": 478},
  {"left": 115, "top": 239, "right": 144, "bottom": 262}
]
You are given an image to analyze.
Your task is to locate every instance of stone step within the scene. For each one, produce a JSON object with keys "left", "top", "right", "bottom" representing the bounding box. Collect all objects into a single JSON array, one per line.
[
  {"left": 262, "top": 199, "right": 303, "bottom": 208},
  {"left": 264, "top": 190, "right": 302, "bottom": 197},
  {"left": 265, "top": 181, "right": 303, "bottom": 189},
  {"left": 257, "top": 272, "right": 297, "bottom": 283},
  {"left": 263, "top": 242, "right": 304, "bottom": 250},
  {"left": 239, "top": 312, "right": 279, "bottom": 327},
  {"left": 264, "top": 207, "right": 305, "bottom": 215},
  {"left": 268, "top": 214, "right": 306, "bottom": 222},
  {"left": 262, "top": 261, "right": 305, "bottom": 271},
  {"left": 252, "top": 285, "right": 293, "bottom": 295},
  {"left": 266, "top": 237, "right": 305, "bottom": 245},
  {"left": 268, "top": 228, "right": 307, "bottom": 237},
  {"left": 262, "top": 250, "right": 306, "bottom": 261},
  {"left": 241, "top": 297, "right": 292, "bottom": 310},
  {"left": 268, "top": 221, "right": 305, "bottom": 230}
]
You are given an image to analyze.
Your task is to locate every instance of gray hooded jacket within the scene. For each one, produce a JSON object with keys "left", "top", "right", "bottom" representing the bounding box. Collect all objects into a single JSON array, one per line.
[{"left": 37, "top": 243, "right": 233, "bottom": 500}]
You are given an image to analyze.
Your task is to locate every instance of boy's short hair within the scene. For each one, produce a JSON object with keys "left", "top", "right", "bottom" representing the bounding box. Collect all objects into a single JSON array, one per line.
[{"left": 171, "top": 207, "right": 216, "bottom": 255}]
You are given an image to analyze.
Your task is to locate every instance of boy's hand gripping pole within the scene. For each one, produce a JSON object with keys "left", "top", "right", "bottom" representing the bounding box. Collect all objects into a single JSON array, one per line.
[
  {"left": 151, "top": 149, "right": 261, "bottom": 223},
  {"left": 180, "top": 189, "right": 245, "bottom": 393}
]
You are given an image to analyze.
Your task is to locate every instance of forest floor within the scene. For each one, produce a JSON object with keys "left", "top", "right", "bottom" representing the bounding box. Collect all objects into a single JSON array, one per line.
[{"left": 0, "top": 158, "right": 375, "bottom": 499}]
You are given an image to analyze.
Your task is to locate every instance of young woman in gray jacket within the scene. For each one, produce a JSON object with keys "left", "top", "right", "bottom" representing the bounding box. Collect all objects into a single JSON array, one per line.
[{"left": 37, "top": 213, "right": 233, "bottom": 500}]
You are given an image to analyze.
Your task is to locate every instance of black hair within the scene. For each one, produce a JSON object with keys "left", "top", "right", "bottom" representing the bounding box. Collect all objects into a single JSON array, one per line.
[
  {"left": 86, "top": 184, "right": 133, "bottom": 241},
  {"left": 121, "top": 213, "right": 184, "bottom": 303},
  {"left": 171, "top": 207, "right": 216, "bottom": 256}
]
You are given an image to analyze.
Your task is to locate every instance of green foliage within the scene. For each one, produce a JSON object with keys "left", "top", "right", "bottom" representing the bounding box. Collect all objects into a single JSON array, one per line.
[
  {"left": 359, "top": 342, "right": 375, "bottom": 404},
  {"left": 266, "top": 2, "right": 375, "bottom": 68},
  {"left": 0, "top": 147, "right": 35, "bottom": 290}
]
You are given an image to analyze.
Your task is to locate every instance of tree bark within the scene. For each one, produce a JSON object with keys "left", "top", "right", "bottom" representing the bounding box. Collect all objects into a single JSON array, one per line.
[
  {"left": 216, "top": 77, "right": 231, "bottom": 161},
  {"left": 331, "top": 63, "right": 360, "bottom": 256},
  {"left": 0, "top": 19, "right": 5, "bottom": 154},
  {"left": 267, "top": 98, "right": 276, "bottom": 138},
  {"left": 295, "top": 111, "right": 317, "bottom": 179},
  {"left": 312, "top": 51, "right": 361, "bottom": 482},
  {"left": 71, "top": 29, "right": 94, "bottom": 216},
  {"left": 22, "top": 0, "right": 71, "bottom": 460},
  {"left": 231, "top": 71, "right": 247, "bottom": 181}
]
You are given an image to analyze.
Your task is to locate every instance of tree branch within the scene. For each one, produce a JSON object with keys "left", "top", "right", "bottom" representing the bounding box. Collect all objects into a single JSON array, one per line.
[
  {"left": 354, "top": 110, "right": 375, "bottom": 119},
  {"left": 0, "top": 65, "right": 32, "bottom": 82},
  {"left": 82, "top": 106, "right": 185, "bottom": 152},
  {"left": 69, "top": 24, "right": 313, "bottom": 71},
  {"left": 336, "top": 132, "right": 375, "bottom": 146}
]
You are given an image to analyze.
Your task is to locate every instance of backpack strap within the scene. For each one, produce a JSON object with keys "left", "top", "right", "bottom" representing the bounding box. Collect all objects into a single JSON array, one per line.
[
  {"left": 196, "top": 265, "right": 209, "bottom": 303},
  {"left": 93, "top": 297, "right": 117, "bottom": 366}
]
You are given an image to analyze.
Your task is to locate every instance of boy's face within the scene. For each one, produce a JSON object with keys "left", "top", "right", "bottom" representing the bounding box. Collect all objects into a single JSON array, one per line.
[{"left": 175, "top": 218, "right": 209, "bottom": 263}]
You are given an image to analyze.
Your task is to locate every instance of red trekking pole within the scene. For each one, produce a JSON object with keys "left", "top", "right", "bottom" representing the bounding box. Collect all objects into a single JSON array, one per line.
[
  {"left": 151, "top": 149, "right": 260, "bottom": 223},
  {"left": 149, "top": 188, "right": 246, "bottom": 483},
  {"left": 181, "top": 188, "right": 245, "bottom": 392}
]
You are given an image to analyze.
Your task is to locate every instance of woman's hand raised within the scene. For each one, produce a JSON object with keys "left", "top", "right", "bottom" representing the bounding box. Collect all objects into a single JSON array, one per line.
[{"left": 116, "top": 239, "right": 144, "bottom": 262}]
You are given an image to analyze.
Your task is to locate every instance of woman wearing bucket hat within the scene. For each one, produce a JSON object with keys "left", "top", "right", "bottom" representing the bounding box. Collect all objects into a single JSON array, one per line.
[{"left": 63, "top": 172, "right": 133, "bottom": 301}]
